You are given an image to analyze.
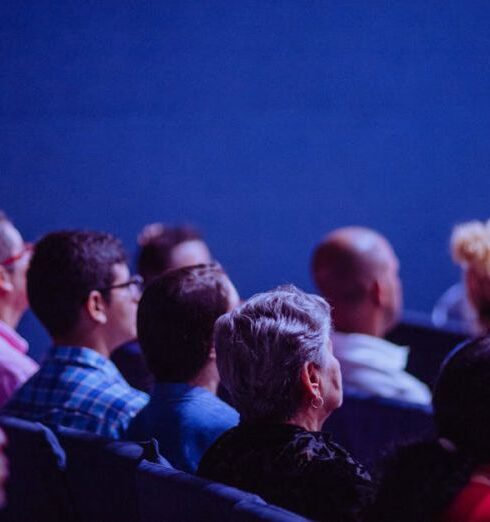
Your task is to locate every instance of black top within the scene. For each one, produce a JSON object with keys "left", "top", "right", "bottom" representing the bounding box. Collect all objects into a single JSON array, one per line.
[
  {"left": 197, "top": 423, "right": 373, "bottom": 522},
  {"left": 110, "top": 340, "right": 154, "bottom": 393}
]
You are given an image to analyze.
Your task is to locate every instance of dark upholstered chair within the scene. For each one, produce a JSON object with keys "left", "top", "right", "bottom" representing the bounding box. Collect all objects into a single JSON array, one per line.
[
  {"left": 57, "top": 428, "right": 168, "bottom": 522},
  {"left": 324, "top": 391, "right": 434, "bottom": 470},
  {"left": 137, "top": 460, "right": 309, "bottom": 521},
  {"left": 0, "top": 415, "right": 75, "bottom": 522},
  {"left": 386, "top": 310, "right": 467, "bottom": 387}
]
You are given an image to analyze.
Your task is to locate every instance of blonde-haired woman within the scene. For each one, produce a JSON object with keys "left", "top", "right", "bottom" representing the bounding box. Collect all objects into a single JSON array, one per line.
[{"left": 451, "top": 219, "right": 490, "bottom": 334}]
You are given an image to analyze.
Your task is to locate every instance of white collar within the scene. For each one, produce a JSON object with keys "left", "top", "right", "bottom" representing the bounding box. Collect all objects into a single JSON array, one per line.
[{"left": 332, "top": 331, "right": 409, "bottom": 371}]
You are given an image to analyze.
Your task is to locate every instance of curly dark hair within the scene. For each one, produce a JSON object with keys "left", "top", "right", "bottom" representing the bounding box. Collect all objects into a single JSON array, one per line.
[
  {"left": 368, "top": 336, "right": 490, "bottom": 522},
  {"left": 27, "top": 230, "right": 127, "bottom": 337},
  {"left": 137, "top": 263, "right": 234, "bottom": 382}
]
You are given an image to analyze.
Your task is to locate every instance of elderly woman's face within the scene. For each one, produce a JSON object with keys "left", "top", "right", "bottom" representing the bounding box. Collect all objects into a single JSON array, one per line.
[{"left": 319, "top": 339, "right": 343, "bottom": 414}]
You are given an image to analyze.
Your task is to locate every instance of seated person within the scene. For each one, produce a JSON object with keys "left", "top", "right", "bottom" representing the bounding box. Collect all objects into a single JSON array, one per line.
[
  {"left": 448, "top": 220, "right": 490, "bottom": 335},
  {"left": 311, "top": 226, "right": 431, "bottom": 405},
  {"left": 198, "top": 285, "right": 373, "bottom": 522},
  {"left": 127, "top": 263, "right": 239, "bottom": 473},
  {"left": 111, "top": 223, "right": 212, "bottom": 392},
  {"left": 3, "top": 230, "right": 148, "bottom": 438},
  {"left": 368, "top": 336, "right": 490, "bottom": 522},
  {"left": 0, "top": 211, "right": 38, "bottom": 406}
]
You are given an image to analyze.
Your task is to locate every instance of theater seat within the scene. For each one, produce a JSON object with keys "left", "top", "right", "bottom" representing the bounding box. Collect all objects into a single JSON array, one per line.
[
  {"left": 57, "top": 428, "right": 169, "bottom": 522},
  {"left": 386, "top": 310, "right": 467, "bottom": 387},
  {"left": 324, "top": 391, "right": 434, "bottom": 470},
  {"left": 0, "top": 415, "right": 75, "bottom": 522},
  {"left": 137, "top": 460, "right": 308, "bottom": 521}
]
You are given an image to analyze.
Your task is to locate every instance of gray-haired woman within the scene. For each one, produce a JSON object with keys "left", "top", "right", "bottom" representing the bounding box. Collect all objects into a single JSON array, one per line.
[{"left": 197, "top": 285, "right": 373, "bottom": 522}]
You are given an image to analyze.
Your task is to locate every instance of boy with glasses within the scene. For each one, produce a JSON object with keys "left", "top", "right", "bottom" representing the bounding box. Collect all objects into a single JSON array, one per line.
[{"left": 3, "top": 230, "right": 148, "bottom": 438}]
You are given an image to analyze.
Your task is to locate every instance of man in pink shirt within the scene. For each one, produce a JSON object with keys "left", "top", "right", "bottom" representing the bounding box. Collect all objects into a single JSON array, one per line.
[{"left": 0, "top": 211, "right": 38, "bottom": 406}]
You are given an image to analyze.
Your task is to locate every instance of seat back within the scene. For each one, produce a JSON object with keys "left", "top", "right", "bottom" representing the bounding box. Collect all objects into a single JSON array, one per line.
[
  {"left": 57, "top": 428, "right": 169, "bottom": 522},
  {"left": 137, "top": 460, "right": 306, "bottom": 522},
  {"left": 0, "top": 415, "right": 74, "bottom": 522},
  {"left": 325, "top": 391, "right": 434, "bottom": 470},
  {"left": 232, "top": 499, "right": 311, "bottom": 521},
  {"left": 386, "top": 310, "right": 467, "bottom": 386}
]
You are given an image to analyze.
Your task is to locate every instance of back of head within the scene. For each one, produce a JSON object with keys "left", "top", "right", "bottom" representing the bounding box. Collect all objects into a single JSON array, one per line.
[
  {"left": 451, "top": 220, "right": 490, "bottom": 330},
  {"left": 214, "top": 285, "right": 331, "bottom": 423},
  {"left": 27, "top": 230, "right": 126, "bottom": 338},
  {"left": 434, "top": 335, "right": 490, "bottom": 460},
  {"left": 137, "top": 263, "right": 236, "bottom": 382},
  {"left": 136, "top": 223, "right": 211, "bottom": 285},
  {"left": 311, "top": 226, "right": 401, "bottom": 334}
]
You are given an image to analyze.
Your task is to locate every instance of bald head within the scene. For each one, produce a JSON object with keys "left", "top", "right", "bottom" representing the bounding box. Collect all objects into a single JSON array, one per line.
[{"left": 311, "top": 227, "right": 402, "bottom": 336}]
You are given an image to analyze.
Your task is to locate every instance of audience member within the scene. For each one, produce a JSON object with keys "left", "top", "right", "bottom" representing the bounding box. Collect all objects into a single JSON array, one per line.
[
  {"left": 2, "top": 230, "right": 148, "bottom": 438},
  {"left": 198, "top": 285, "right": 373, "bottom": 522},
  {"left": 368, "top": 336, "right": 490, "bottom": 522},
  {"left": 432, "top": 282, "right": 477, "bottom": 334},
  {"left": 0, "top": 211, "right": 38, "bottom": 407},
  {"left": 312, "top": 226, "right": 431, "bottom": 405},
  {"left": 449, "top": 220, "right": 490, "bottom": 335},
  {"left": 111, "top": 223, "right": 212, "bottom": 392},
  {"left": 128, "top": 264, "right": 239, "bottom": 472}
]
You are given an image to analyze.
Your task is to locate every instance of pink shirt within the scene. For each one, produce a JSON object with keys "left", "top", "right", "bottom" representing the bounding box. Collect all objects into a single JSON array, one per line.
[{"left": 0, "top": 321, "right": 39, "bottom": 407}]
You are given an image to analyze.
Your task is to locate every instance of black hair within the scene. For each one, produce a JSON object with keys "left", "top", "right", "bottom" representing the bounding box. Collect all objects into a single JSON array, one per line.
[
  {"left": 368, "top": 336, "right": 490, "bottom": 521},
  {"left": 27, "top": 230, "right": 126, "bottom": 337},
  {"left": 137, "top": 263, "right": 233, "bottom": 382}
]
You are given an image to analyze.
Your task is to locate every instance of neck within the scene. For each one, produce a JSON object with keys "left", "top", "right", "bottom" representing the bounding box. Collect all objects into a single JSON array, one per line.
[
  {"left": 54, "top": 330, "right": 111, "bottom": 358},
  {"left": 286, "top": 408, "right": 326, "bottom": 432},
  {"left": 0, "top": 303, "right": 23, "bottom": 330},
  {"left": 187, "top": 361, "right": 219, "bottom": 395},
  {"left": 333, "top": 307, "right": 386, "bottom": 337}
]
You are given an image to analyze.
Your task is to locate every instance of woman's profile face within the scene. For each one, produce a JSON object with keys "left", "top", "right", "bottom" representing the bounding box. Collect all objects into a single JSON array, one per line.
[{"left": 318, "top": 339, "right": 343, "bottom": 417}]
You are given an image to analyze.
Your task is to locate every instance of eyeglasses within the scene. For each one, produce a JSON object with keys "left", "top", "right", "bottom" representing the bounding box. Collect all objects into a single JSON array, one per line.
[
  {"left": 0, "top": 243, "right": 33, "bottom": 268},
  {"left": 97, "top": 274, "right": 144, "bottom": 295}
]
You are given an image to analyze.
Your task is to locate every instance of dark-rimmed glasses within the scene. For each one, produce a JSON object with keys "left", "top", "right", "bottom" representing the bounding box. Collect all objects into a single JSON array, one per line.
[{"left": 96, "top": 274, "right": 144, "bottom": 295}]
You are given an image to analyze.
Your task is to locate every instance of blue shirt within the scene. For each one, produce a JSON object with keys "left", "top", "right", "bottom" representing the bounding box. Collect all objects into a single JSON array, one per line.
[
  {"left": 127, "top": 382, "right": 239, "bottom": 473},
  {"left": 2, "top": 346, "right": 148, "bottom": 439}
]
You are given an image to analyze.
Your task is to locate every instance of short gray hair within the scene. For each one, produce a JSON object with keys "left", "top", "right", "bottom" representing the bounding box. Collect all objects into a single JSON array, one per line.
[{"left": 214, "top": 284, "right": 332, "bottom": 423}]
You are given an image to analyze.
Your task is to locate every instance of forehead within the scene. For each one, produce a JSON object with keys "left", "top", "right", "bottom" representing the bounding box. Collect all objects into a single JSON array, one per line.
[
  {"left": 111, "top": 263, "right": 130, "bottom": 283},
  {"left": 0, "top": 221, "right": 23, "bottom": 254},
  {"left": 170, "top": 240, "right": 212, "bottom": 270}
]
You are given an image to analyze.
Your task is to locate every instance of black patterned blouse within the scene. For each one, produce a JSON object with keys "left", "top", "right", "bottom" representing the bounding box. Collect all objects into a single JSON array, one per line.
[{"left": 197, "top": 423, "right": 373, "bottom": 522}]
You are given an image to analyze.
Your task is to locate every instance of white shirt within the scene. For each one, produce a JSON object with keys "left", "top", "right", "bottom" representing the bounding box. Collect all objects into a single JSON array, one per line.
[{"left": 332, "top": 331, "right": 431, "bottom": 405}]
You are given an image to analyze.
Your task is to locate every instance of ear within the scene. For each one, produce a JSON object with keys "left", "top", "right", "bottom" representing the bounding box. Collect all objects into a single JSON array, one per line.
[
  {"left": 85, "top": 290, "right": 108, "bottom": 325},
  {"left": 370, "top": 278, "right": 385, "bottom": 307},
  {"left": 299, "top": 361, "right": 321, "bottom": 400},
  {"left": 0, "top": 266, "right": 13, "bottom": 295},
  {"left": 208, "top": 346, "right": 217, "bottom": 360}
]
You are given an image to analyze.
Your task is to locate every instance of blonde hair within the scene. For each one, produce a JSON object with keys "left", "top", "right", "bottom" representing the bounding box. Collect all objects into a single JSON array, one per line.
[
  {"left": 451, "top": 220, "right": 490, "bottom": 277},
  {"left": 452, "top": 220, "right": 490, "bottom": 329}
]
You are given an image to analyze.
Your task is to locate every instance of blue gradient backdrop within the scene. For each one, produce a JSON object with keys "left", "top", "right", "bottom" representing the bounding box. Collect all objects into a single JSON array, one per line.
[{"left": 2, "top": 1, "right": 490, "bottom": 359}]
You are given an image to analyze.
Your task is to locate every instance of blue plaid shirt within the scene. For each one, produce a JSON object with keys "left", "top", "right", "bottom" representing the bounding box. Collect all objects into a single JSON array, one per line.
[{"left": 2, "top": 346, "right": 148, "bottom": 439}]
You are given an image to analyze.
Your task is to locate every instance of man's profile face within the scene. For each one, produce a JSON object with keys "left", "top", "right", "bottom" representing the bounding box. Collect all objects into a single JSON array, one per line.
[
  {"left": 103, "top": 263, "right": 140, "bottom": 350},
  {"left": 377, "top": 239, "right": 403, "bottom": 331}
]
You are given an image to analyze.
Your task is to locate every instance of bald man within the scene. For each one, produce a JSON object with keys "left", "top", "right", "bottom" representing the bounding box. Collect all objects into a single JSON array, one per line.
[{"left": 311, "top": 227, "right": 430, "bottom": 405}]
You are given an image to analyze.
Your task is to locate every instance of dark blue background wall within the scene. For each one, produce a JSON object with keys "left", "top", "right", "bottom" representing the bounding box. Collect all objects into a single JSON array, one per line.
[{"left": 2, "top": 1, "right": 490, "bottom": 359}]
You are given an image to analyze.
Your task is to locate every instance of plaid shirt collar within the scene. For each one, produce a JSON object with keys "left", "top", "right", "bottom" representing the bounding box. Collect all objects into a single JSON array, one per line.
[{"left": 48, "top": 345, "right": 122, "bottom": 381}]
